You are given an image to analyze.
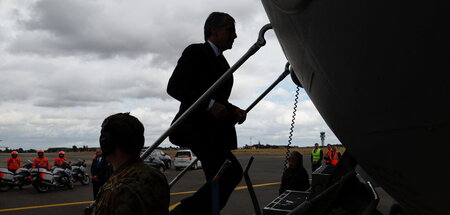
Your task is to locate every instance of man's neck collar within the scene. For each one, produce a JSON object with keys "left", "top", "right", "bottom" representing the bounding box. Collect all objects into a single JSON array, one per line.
[
  {"left": 112, "top": 157, "right": 140, "bottom": 173},
  {"left": 207, "top": 40, "right": 221, "bottom": 56}
]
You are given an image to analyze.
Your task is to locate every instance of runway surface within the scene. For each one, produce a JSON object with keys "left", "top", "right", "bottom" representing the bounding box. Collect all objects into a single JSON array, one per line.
[{"left": 0, "top": 152, "right": 394, "bottom": 214}]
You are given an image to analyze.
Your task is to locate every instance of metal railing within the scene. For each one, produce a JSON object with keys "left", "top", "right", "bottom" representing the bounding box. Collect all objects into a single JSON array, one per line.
[
  {"left": 136, "top": 23, "right": 300, "bottom": 214},
  {"left": 140, "top": 24, "right": 273, "bottom": 160},
  {"left": 244, "top": 156, "right": 261, "bottom": 215},
  {"left": 168, "top": 158, "right": 199, "bottom": 189},
  {"left": 166, "top": 63, "right": 292, "bottom": 189}
]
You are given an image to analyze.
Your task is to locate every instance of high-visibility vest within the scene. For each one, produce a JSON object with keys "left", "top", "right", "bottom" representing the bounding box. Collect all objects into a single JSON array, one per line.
[
  {"left": 33, "top": 157, "right": 50, "bottom": 169},
  {"left": 331, "top": 152, "right": 340, "bottom": 166},
  {"left": 311, "top": 149, "right": 322, "bottom": 162},
  {"left": 54, "top": 157, "right": 67, "bottom": 167},
  {"left": 325, "top": 151, "right": 332, "bottom": 164},
  {"left": 7, "top": 158, "right": 21, "bottom": 171}
]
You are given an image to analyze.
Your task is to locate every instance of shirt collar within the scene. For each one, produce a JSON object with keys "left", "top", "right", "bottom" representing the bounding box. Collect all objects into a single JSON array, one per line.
[
  {"left": 207, "top": 40, "right": 221, "bottom": 56},
  {"left": 113, "top": 157, "right": 141, "bottom": 174}
]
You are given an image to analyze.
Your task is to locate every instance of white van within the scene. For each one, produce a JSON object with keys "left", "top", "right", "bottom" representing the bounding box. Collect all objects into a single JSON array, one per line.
[{"left": 173, "top": 150, "right": 202, "bottom": 170}]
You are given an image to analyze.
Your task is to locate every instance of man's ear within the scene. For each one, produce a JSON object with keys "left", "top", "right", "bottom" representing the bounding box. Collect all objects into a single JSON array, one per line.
[{"left": 210, "top": 26, "right": 218, "bottom": 38}]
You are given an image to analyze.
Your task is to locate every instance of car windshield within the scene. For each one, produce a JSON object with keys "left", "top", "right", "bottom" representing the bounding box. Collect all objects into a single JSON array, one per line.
[{"left": 175, "top": 151, "right": 191, "bottom": 157}]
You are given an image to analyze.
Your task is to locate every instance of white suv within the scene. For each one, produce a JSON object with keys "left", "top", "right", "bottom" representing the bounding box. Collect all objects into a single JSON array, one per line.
[{"left": 173, "top": 150, "right": 202, "bottom": 170}]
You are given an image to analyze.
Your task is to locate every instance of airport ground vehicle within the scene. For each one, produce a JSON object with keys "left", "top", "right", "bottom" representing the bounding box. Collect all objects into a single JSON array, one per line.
[
  {"left": 173, "top": 150, "right": 202, "bottom": 170},
  {"left": 0, "top": 161, "right": 33, "bottom": 191},
  {"left": 70, "top": 159, "right": 90, "bottom": 185},
  {"left": 31, "top": 163, "right": 73, "bottom": 193}
]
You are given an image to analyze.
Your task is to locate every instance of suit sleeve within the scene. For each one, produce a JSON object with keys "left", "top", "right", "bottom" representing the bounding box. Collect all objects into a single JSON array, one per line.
[
  {"left": 167, "top": 45, "right": 211, "bottom": 111},
  {"left": 91, "top": 159, "right": 97, "bottom": 175}
]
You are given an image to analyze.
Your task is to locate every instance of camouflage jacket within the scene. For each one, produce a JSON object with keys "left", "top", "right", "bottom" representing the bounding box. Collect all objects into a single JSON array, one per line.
[{"left": 92, "top": 158, "right": 169, "bottom": 215}]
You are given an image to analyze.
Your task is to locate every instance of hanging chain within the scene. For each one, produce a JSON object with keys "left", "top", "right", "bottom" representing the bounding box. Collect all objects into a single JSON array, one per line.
[{"left": 284, "top": 85, "right": 301, "bottom": 170}]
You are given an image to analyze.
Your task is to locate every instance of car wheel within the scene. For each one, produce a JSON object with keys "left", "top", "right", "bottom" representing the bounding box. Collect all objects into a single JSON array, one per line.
[
  {"left": 165, "top": 161, "right": 172, "bottom": 169},
  {"left": 159, "top": 166, "right": 165, "bottom": 173},
  {"left": 193, "top": 163, "right": 198, "bottom": 170}
]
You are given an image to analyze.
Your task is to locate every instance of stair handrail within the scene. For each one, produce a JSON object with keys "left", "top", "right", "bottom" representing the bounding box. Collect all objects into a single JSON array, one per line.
[{"left": 140, "top": 24, "right": 273, "bottom": 160}]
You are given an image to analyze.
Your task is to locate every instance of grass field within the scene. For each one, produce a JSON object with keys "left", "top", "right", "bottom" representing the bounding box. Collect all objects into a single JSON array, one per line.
[{"left": 164, "top": 146, "right": 346, "bottom": 157}]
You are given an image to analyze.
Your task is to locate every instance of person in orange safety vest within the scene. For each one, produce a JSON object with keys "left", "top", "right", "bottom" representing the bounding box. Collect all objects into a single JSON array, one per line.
[
  {"left": 324, "top": 144, "right": 332, "bottom": 165},
  {"left": 7, "top": 151, "right": 21, "bottom": 173},
  {"left": 54, "top": 151, "right": 67, "bottom": 167},
  {"left": 33, "top": 149, "right": 50, "bottom": 170},
  {"left": 329, "top": 146, "right": 342, "bottom": 166}
]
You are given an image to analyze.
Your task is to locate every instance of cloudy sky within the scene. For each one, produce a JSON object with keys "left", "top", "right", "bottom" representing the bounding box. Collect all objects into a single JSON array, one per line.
[{"left": 0, "top": 0, "right": 340, "bottom": 150}]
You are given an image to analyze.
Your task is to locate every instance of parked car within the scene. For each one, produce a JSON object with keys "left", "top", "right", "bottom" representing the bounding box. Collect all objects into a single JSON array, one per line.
[
  {"left": 143, "top": 156, "right": 166, "bottom": 173},
  {"left": 141, "top": 148, "right": 172, "bottom": 170},
  {"left": 174, "top": 150, "right": 202, "bottom": 171},
  {"left": 151, "top": 149, "right": 172, "bottom": 169}
]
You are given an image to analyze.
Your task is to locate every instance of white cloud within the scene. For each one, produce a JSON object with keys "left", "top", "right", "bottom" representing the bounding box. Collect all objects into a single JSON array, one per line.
[{"left": 0, "top": 0, "right": 340, "bottom": 150}]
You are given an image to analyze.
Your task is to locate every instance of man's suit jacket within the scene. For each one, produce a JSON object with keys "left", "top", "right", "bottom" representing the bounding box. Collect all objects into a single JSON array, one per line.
[
  {"left": 91, "top": 156, "right": 111, "bottom": 184},
  {"left": 167, "top": 42, "right": 238, "bottom": 150}
]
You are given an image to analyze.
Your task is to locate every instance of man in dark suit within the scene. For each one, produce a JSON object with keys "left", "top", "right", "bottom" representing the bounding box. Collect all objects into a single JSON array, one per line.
[
  {"left": 167, "top": 12, "right": 246, "bottom": 215},
  {"left": 91, "top": 148, "right": 112, "bottom": 199}
]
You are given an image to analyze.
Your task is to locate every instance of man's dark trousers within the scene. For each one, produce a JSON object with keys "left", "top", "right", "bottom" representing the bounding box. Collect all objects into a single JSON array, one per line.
[{"left": 179, "top": 143, "right": 243, "bottom": 215}]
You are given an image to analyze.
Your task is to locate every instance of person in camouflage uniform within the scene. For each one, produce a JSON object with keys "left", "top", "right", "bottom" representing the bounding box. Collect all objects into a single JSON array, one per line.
[{"left": 91, "top": 113, "right": 169, "bottom": 215}]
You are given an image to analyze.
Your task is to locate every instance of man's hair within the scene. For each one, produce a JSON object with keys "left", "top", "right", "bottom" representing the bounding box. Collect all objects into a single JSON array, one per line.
[
  {"left": 101, "top": 113, "right": 145, "bottom": 155},
  {"left": 204, "top": 12, "right": 235, "bottom": 40},
  {"left": 290, "top": 151, "right": 303, "bottom": 166}
]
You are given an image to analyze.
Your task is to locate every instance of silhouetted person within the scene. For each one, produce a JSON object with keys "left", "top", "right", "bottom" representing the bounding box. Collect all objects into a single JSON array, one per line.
[
  {"left": 324, "top": 144, "right": 333, "bottom": 165},
  {"left": 90, "top": 148, "right": 112, "bottom": 200},
  {"left": 279, "top": 151, "right": 310, "bottom": 195},
  {"left": 167, "top": 12, "right": 245, "bottom": 215},
  {"left": 91, "top": 113, "right": 169, "bottom": 215}
]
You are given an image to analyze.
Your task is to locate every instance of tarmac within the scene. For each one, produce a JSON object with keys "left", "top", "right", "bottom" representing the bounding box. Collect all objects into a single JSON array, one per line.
[{"left": 0, "top": 152, "right": 394, "bottom": 214}]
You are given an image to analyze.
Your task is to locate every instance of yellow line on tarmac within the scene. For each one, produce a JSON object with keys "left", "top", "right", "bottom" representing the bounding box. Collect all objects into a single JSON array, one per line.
[
  {"left": 170, "top": 190, "right": 197, "bottom": 195},
  {"left": 169, "top": 182, "right": 281, "bottom": 211},
  {"left": 169, "top": 202, "right": 181, "bottom": 211},
  {"left": 0, "top": 201, "right": 94, "bottom": 212},
  {"left": 0, "top": 182, "right": 281, "bottom": 212},
  {"left": 169, "top": 182, "right": 281, "bottom": 196},
  {"left": 235, "top": 182, "right": 281, "bottom": 190}
]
